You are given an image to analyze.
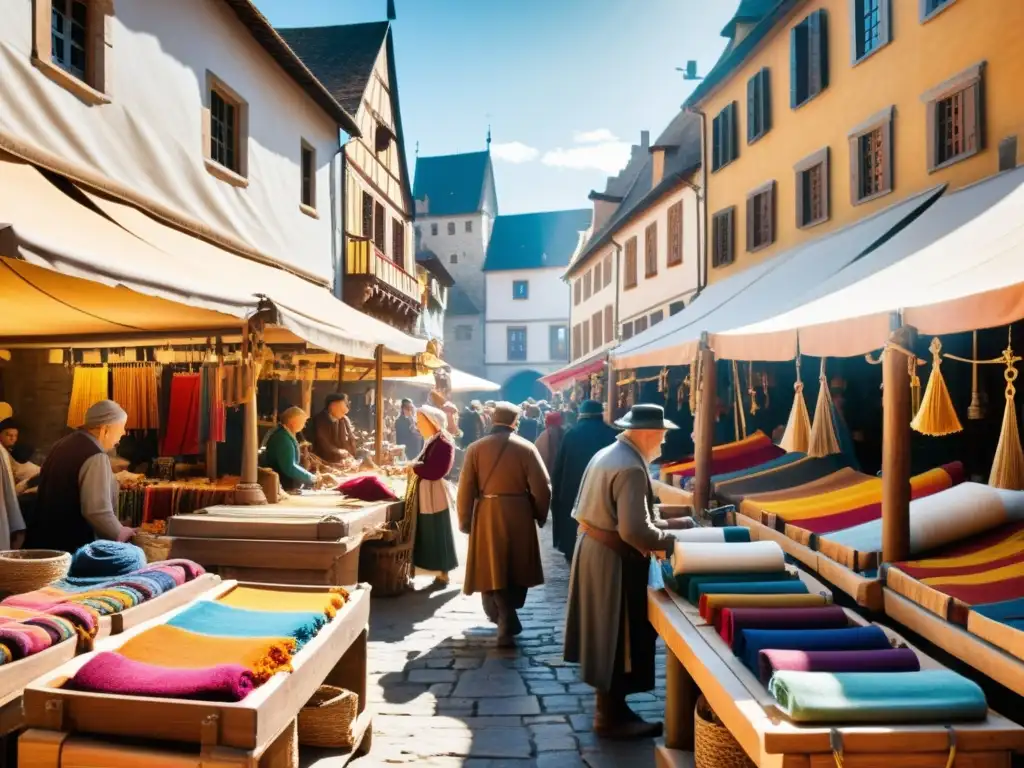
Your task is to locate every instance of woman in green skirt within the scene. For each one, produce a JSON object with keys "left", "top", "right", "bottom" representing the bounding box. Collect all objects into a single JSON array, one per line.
[{"left": 410, "top": 404, "right": 459, "bottom": 585}]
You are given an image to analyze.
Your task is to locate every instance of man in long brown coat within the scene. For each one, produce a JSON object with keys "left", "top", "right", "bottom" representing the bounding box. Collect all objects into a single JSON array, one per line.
[{"left": 458, "top": 401, "right": 550, "bottom": 647}]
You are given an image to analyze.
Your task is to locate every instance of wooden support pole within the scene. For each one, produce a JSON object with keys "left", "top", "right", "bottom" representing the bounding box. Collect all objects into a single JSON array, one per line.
[
  {"left": 882, "top": 323, "right": 916, "bottom": 563},
  {"left": 692, "top": 339, "right": 717, "bottom": 515},
  {"left": 605, "top": 370, "right": 616, "bottom": 425},
  {"left": 664, "top": 648, "right": 699, "bottom": 751},
  {"left": 336, "top": 354, "right": 346, "bottom": 391},
  {"left": 374, "top": 345, "right": 384, "bottom": 464},
  {"left": 235, "top": 320, "right": 267, "bottom": 505}
]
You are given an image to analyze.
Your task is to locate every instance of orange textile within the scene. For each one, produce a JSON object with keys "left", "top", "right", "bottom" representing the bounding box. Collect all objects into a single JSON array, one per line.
[
  {"left": 699, "top": 593, "right": 830, "bottom": 626},
  {"left": 116, "top": 624, "right": 295, "bottom": 684},
  {"left": 662, "top": 432, "right": 772, "bottom": 475},
  {"left": 217, "top": 586, "right": 349, "bottom": 619}
]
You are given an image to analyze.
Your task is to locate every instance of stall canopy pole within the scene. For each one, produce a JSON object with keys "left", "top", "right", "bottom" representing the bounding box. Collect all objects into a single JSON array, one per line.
[
  {"left": 374, "top": 345, "right": 384, "bottom": 464},
  {"left": 235, "top": 318, "right": 267, "bottom": 506},
  {"left": 605, "top": 370, "right": 616, "bottom": 426},
  {"left": 693, "top": 334, "right": 717, "bottom": 516},
  {"left": 882, "top": 320, "right": 916, "bottom": 563}
]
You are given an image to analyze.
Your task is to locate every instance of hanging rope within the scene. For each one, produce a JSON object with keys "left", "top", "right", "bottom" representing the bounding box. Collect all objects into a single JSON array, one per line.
[
  {"left": 808, "top": 357, "right": 841, "bottom": 457},
  {"left": 967, "top": 330, "right": 984, "bottom": 420},
  {"left": 780, "top": 355, "right": 811, "bottom": 453},
  {"left": 910, "top": 337, "right": 963, "bottom": 436}
]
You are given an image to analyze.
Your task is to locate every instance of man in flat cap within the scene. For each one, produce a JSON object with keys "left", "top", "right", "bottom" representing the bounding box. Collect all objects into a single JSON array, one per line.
[
  {"left": 310, "top": 392, "right": 359, "bottom": 464},
  {"left": 458, "top": 401, "right": 550, "bottom": 647},
  {"left": 25, "top": 400, "right": 135, "bottom": 554},
  {"left": 563, "top": 403, "right": 694, "bottom": 739}
]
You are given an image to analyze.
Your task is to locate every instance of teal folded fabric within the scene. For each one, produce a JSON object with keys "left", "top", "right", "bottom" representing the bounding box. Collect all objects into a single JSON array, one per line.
[
  {"left": 167, "top": 601, "right": 326, "bottom": 648},
  {"left": 692, "top": 579, "right": 809, "bottom": 605},
  {"left": 675, "top": 571, "right": 798, "bottom": 603},
  {"left": 769, "top": 670, "right": 988, "bottom": 723},
  {"left": 722, "top": 527, "right": 751, "bottom": 543}
]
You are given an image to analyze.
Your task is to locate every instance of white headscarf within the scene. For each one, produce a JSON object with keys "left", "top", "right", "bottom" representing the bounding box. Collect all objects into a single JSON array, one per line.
[{"left": 418, "top": 404, "right": 446, "bottom": 434}]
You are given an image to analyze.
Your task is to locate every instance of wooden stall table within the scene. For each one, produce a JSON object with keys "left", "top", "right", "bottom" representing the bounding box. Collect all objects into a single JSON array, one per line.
[
  {"left": 650, "top": 580, "right": 1024, "bottom": 768},
  {"left": 18, "top": 581, "right": 372, "bottom": 767},
  {"left": 159, "top": 497, "right": 404, "bottom": 586}
]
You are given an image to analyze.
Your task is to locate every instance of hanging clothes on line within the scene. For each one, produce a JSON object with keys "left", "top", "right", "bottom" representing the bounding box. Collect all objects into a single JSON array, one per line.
[
  {"left": 112, "top": 365, "right": 160, "bottom": 431},
  {"left": 160, "top": 373, "right": 201, "bottom": 456},
  {"left": 67, "top": 366, "right": 109, "bottom": 428},
  {"left": 197, "top": 365, "right": 227, "bottom": 444}
]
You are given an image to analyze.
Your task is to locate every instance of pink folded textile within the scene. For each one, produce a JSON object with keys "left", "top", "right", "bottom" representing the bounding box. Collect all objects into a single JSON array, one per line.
[
  {"left": 68, "top": 652, "right": 255, "bottom": 702},
  {"left": 757, "top": 648, "right": 921, "bottom": 685},
  {"left": 142, "top": 565, "right": 187, "bottom": 587},
  {"left": 0, "top": 624, "right": 52, "bottom": 658},
  {"left": 151, "top": 560, "right": 206, "bottom": 581},
  {"left": 46, "top": 604, "right": 98, "bottom": 632}
]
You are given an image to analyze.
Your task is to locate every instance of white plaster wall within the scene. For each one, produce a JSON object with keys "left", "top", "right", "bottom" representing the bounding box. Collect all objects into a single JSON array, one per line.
[
  {"left": 416, "top": 213, "right": 491, "bottom": 304},
  {"left": 568, "top": 240, "right": 617, "bottom": 360},
  {"left": 486, "top": 267, "right": 568, "bottom": 325},
  {"left": 0, "top": 0, "right": 340, "bottom": 280}
]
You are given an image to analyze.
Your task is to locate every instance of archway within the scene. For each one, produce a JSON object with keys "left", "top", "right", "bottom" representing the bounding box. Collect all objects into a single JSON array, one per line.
[{"left": 502, "top": 369, "right": 547, "bottom": 404}]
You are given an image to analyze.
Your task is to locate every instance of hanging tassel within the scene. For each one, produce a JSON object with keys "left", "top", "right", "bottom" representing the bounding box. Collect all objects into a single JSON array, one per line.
[
  {"left": 989, "top": 336, "right": 1024, "bottom": 490},
  {"left": 967, "top": 330, "right": 984, "bottom": 420},
  {"left": 911, "top": 337, "right": 963, "bottom": 436},
  {"left": 780, "top": 356, "right": 812, "bottom": 453},
  {"left": 808, "top": 358, "right": 841, "bottom": 457}
]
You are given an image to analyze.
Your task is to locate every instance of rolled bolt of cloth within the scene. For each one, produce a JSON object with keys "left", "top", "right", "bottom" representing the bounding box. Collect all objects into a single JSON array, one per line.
[
  {"left": 0, "top": 624, "right": 51, "bottom": 660},
  {"left": 69, "top": 651, "right": 256, "bottom": 702},
  {"left": 738, "top": 625, "right": 892, "bottom": 673},
  {"left": 672, "top": 540, "right": 785, "bottom": 575},
  {"left": 769, "top": 669, "right": 988, "bottom": 723},
  {"left": 700, "top": 593, "right": 832, "bottom": 627},
  {"left": 694, "top": 580, "right": 811, "bottom": 607},
  {"left": 115, "top": 624, "right": 295, "bottom": 684},
  {"left": 721, "top": 606, "right": 850, "bottom": 653},
  {"left": 217, "top": 586, "right": 349, "bottom": 620},
  {"left": 671, "top": 527, "right": 750, "bottom": 544},
  {"left": 167, "top": 601, "right": 326, "bottom": 648},
  {"left": 674, "top": 571, "right": 798, "bottom": 604},
  {"left": 758, "top": 648, "right": 921, "bottom": 686}
]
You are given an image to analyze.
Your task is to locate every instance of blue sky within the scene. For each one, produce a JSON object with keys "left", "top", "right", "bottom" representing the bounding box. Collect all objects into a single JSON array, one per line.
[{"left": 256, "top": 0, "right": 737, "bottom": 214}]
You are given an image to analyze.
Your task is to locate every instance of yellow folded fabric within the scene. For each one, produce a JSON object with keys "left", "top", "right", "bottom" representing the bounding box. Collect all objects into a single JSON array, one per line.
[{"left": 217, "top": 586, "right": 349, "bottom": 619}]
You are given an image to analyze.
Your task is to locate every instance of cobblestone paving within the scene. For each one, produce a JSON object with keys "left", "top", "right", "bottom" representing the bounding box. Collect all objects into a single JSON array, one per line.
[{"left": 351, "top": 520, "right": 679, "bottom": 767}]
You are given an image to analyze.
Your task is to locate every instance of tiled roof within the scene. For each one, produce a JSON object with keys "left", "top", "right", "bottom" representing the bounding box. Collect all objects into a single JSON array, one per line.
[
  {"left": 483, "top": 209, "right": 592, "bottom": 272},
  {"left": 721, "top": 0, "right": 780, "bottom": 35},
  {"left": 276, "top": 22, "right": 389, "bottom": 115},
  {"left": 413, "top": 151, "right": 493, "bottom": 217},
  {"left": 446, "top": 285, "right": 480, "bottom": 316}
]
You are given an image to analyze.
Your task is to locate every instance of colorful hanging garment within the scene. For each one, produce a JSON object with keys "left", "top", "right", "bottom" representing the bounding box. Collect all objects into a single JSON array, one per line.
[
  {"left": 160, "top": 373, "right": 201, "bottom": 456},
  {"left": 112, "top": 366, "right": 160, "bottom": 431},
  {"left": 67, "top": 366, "right": 109, "bottom": 428}
]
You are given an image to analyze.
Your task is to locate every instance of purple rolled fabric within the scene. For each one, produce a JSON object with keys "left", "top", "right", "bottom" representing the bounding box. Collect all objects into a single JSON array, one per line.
[
  {"left": 721, "top": 606, "right": 849, "bottom": 652},
  {"left": 758, "top": 648, "right": 921, "bottom": 685},
  {"left": 0, "top": 627, "right": 36, "bottom": 660},
  {"left": 47, "top": 603, "right": 98, "bottom": 632},
  {"left": 68, "top": 652, "right": 255, "bottom": 702}
]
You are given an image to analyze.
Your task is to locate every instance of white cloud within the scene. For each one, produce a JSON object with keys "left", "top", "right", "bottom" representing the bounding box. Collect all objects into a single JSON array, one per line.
[
  {"left": 489, "top": 141, "right": 540, "bottom": 164},
  {"left": 541, "top": 140, "right": 632, "bottom": 174},
  {"left": 573, "top": 128, "right": 618, "bottom": 144}
]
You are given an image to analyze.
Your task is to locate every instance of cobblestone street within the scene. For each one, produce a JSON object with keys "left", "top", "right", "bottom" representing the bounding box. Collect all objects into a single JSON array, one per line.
[{"left": 352, "top": 521, "right": 676, "bottom": 767}]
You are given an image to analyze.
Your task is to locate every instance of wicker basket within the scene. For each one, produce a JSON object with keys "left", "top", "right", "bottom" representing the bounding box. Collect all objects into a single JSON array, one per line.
[
  {"left": 132, "top": 533, "right": 171, "bottom": 564},
  {"left": 297, "top": 685, "right": 359, "bottom": 748},
  {"left": 358, "top": 540, "right": 413, "bottom": 597},
  {"left": 0, "top": 550, "right": 72, "bottom": 595},
  {"left": 694, "top": 695, "right": 755, "bottom": 768}
]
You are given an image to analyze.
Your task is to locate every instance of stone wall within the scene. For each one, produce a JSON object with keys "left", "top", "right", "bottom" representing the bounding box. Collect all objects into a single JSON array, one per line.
[{"left": 0, "top": 350, "right": 74, "bottom": 454}]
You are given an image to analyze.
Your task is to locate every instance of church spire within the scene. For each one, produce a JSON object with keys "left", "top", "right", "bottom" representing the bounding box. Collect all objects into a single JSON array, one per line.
[
  {"left": 486, "top": 124, "right": 492, "bottom": 149},
  {"left": 386, "top": 0, "right": 396, "bottom": 20}
]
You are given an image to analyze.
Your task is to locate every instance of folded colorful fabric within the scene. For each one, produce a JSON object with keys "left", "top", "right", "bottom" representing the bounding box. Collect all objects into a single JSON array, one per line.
[
  {"left": 67, "top": 542, "right": 148, "bottom": 585},
  {"left": 720, "top": 606, "right": 849, "bottom": 652},
  {"left": 672, "top": 541, "right": 786, "bottom": 575},
  {"left": 757, "top": 648, "right": 920, "bottom": 685},
  {"left": 69, "top": 651, "right": 255, "bottom": 702},
  {"left": 167, "top": 601, "right": 326, "bottom": 648},
  {"left": 0, "top": 626, "right": 39, "bottom": 660},
  {"left": 116, "top": 624, "right": 294, "bottom": 684},
  {"left": 739, "top": 626, "right": 891, "bottom": 672},
  {"left": 711, "top": 452, "right": 806, "bottom": 485},
  {"left": 693, "top": 580, "right": 810, "bottom": 605},
  {"left": 769, "top": 670, "right": 987, "bottom": 723},
  {"left": 700, "top": 594, "right": 831, "bottom": 627},
  {"left": 337, "top": 474, "right": 399, "bottom": 501},
  {"left": 671, "top": 527, "right": 751, "bottom": 544},
  {"left": 674, "top": 571, "right": 798, "bottom": 604},
  {"left": 217, "top": 586, "right": 349, "bottom": 620}
]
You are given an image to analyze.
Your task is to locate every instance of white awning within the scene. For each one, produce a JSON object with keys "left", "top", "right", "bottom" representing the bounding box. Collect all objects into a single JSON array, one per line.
[
  {"left": 611, "top": 185, "right": 945, "bottom": 368},
  {"left": 719, "top": 165, "right": 1024, "bottom": 358},
  {"left": 385, "top": 367, "right": 501, "bottom": 393}
]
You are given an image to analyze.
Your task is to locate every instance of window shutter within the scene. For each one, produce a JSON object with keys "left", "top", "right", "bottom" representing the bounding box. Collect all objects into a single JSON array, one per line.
[
  {"left": 848, "top": 135, "right": 861, "bottom": 203},
  {"left": 790, "top": 26, "right": 799, "bottom": 108},
  {"left": 712, "top": 113, "right": 721, "bottom": 169},
  {"left": 767, "top": 182, "right": 776, "bottom": 245},
  {"left": 729, "top": 102, "right": 738, "bottom": 160},
  {"left": 879, "top": 0, "right": 891, "bottom": 47},
  {"left": 745, "top": 197, "right": 754, "bottom": 252},
  {"left": 963, "top": 82, "right": 980, "bottom": 154},
  {"left": 747, "top": 77, "right": 757, "bottom": 142},
  {"left": 726, "top": 209, "right": 735, "bottom": 265},
  {"left": 760, "top": 69, "right": 772, "bottom": 134},
  {"left": 605, "top": 306, "right": 613, "bottom": 343},
  {"left": 811, "top": 10, "right": 829, "bottom": 94},
  {"left": 882, "top": 120, "right": 893, "bottom": 193}
]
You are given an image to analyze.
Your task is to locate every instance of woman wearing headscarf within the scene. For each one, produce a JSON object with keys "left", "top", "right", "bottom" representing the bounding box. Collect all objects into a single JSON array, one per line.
[
  {"left": 534, "top": 411, "right": 565, "bottom": 476},
  {"left": 410, "top": 404, "right": 459, "bottom": 586},
  {"left": 262, "top": 406, "right": 324, "bottom": 492}
]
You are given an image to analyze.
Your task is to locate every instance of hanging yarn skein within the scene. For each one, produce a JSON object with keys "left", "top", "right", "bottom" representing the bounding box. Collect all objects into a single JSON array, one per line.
[
  {"left": 910, "top": 337, "right": 963, "bottom": 437},
  {"left": 808, "top": 358, "right": 841, "bottom": 457},
  {"left": 989, "top": 335, "right": 1024, "bottom": 490},
  {"left": 779, "top": 356, "right": 811, "bottom": 453}
]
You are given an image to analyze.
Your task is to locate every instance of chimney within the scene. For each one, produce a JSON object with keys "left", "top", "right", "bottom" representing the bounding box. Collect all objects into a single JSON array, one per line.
[
  {"left": 651, "top": 146, "right": 666, "bottom": 187},
  {"left": 640, "top": 130, "right": 650, "bottom": 150}
]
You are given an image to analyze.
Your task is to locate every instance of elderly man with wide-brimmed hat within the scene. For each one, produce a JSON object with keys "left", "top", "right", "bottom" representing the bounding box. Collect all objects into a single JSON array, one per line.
[
  {"left": 457, "top": 401, "right": 551, "bottom": 647},
  {"left": 563, "top": 403, "right": 694, "bottom": 739},
  {"left": 25, "top": 400, "right": 136, "bottom": 554}
]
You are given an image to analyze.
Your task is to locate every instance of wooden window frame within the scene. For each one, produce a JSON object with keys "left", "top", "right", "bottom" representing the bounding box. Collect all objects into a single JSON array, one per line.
[
  {"left": 300, "top": 140, "right": 318, "bottom": 217},
  {"left": 624, "top": 236, "right": 639, "bottom": 289},
  {"left": 747, "top": 68, "right": 772, "bottom": 144},
  {"left": 794, "top": 147, "right": 830, "bottom": 229},
  {"left": 850, "top": 0, "right": 891, "bottom": 66},
  {"left": 920, "top": 0, "right": 956, "bottom": 23},
  {"left": 512, "top": 280, "right": 529, "bottom": 301},
  {"left": 848, "top": 105, "right": 894, "bottom": 205},
  {"left": 603, "top": 253, "right": 612, "bottom": 288},
  {"left": 507, "top": 326, "right": 527, "bottom": 362},
  {"left": 922, "top": 61, "right": 985, "bottom": 173},
  {"left": 712, "top": 102, "right": 739, "bottom": 172},
  {"left": 591, "top": 311, "right": 603, "bottom": 349},
  {"left": 203, "top": 71, "right": 249, "bottom": 188},
  {"left": 746, "top": 181, "right": 776, "bottom": 253},
  {"left": 604, "top": 306, "right": 613, "bottom": 344},
  {"left": 667, "top": 200, "right": 684, "bottom": 267},
  {"left": 391, "top": 218, "right": 406, "bottom": 269},
  {"left": 790, "top": 9, "right": 829, "bottom": 110},
  {"left": 32, "top": 0, "right": 111, "bottom": 106},
  {"left": 549, "top": 325, "right": 568, "bottom": 361},
  {"left": 711, "top": 208, "right": 736, "bottom": 268},
  {"left": 361, "top": 192, "right": 374, "bottom": 238},
  {"left": 644, "top": 222, "right": 658, "bottom": 278}
]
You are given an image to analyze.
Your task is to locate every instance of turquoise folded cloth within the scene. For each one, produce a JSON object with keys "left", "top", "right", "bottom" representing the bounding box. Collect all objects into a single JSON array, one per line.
[
  {"left": 973, "top": 598, "right": 1024, "bottom": 624},
  {"left": 674, "top": 571, "right": 798, "bottom": 603},
  {"left": 693, "top": 579, "right": 809, "bottom": 605},
  {"left": 769, "top": 670, "right": 988, "bottom": 723},
  {"left": 167, "top": 601, "right": 326, "bottom": 648},
  {"left": 740, "top": 626, "right": 890, "bottom": 672},
  {"left": 721, "top": 527, "right": 751, "bottom": 543}
]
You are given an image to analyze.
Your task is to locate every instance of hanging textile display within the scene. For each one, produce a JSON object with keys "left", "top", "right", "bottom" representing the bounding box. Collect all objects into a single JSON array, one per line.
[
  {"left": 112, "top": 365, "right": 160, "bottom": 431},
  {"left": 779, "top": 357, "right": 811, "bottom": 453},
  {"left": 160, "top": 373, "right": 202, "bottom": 457},
  {"left": 196, "top": 365, "right": 227, "bottom": 445},
  {"left": 748, "top": 362, "right": 760, "bottom": 416},
  {"left": 67, "top": 366, "right": 109, "bottom": 428},
  {"left": 808, "top": 358, "right": 841, "bottom": 458},
  {"left": 910, "top": 338, "right": 963, "bottom": 437},
  {"left": 988, "top": 339, "right": 1024, "bottom": 490}
]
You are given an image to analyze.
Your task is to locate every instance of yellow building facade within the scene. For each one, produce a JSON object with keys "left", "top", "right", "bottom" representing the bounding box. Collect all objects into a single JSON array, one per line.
[{"left": 696, "top": 0, "right": 1024, "bottom": 284}]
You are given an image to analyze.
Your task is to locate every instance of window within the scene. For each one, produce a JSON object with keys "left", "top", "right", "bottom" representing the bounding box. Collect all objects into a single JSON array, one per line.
[
  {"left": 634, "top": 316, "right": 648, "bottom": 335},
  {"left": 582, "top": 322, "right": 590, "bottom": 356},
  {"left": 594, "top": 261, "right": 602, "bottom": 289},
  {"left": 450, "top": 253, "right": 458, "bottom": 264},
  {"left": 507, "top": 327, "right": 527, "bottom": 361},
  {"left": 747, "top": 68, "right": 772, "bottom": 143},
  {"left": 550, "top": 325, "right": 568, "bottom": 361},
  {"left": 603, "top": 254, "right": 612, "bottom": 287},
  {"left": 852, "top": 0, "right": 890, "bottom": 63},
  {"left": 373, "top": 202, "right": 386, "bottom": 251},
  {"left": 465, "top": 221, "right": 473, "bottom": 233},
  {"left": 848, "top": 106, "right": 893, "bottom": 204},
  {"left": 574, "top": 279, "right": 581, "bottom": 306},
  {"left": 604, "top": 306, "right": 613, "bottom": 343},
  {"left": 573, "top": 324, "right": 582, "bottom": 359},
  {"left": 670, "top": 300, "right": 685, "bottom": 316},
  {"left": 36, "top": 0, "right": 110, "bottom": 103},
  {"left": 592, "top": 311, "right": 603, "bottom": 349},
  {"left": 920, "top": 0, "right": 955, "bottom": 22},
  {"left": 447, "top": 222, "right": 456, "bottom": 235},
  {"left": 795, "top": 148, "right": 830, "bottom": 228},
  {"left": 667, "top": 201, "right": 683, "bottom": 267},
  {"left": 584, "top": 270, "right": 592, "bottom": 300},
  {"left": 650, "top": 310, "right": 665, "bottom": 326},
  {"left": 207, "top": 77, "right": 249, "bottom": 182},
  {"left": 392, "top": 219, "right": 406, "bottom": 267},
  {"left": 361, "top": 193, "right": 374, "bottom": 238},
  {"left": 455, "top": 325, "right": 472, "bottom": 341},
  {"left": 924, "top": 63, "right": 984, "bottom": 172},
  {"left": 644, "top": 222, "right": 658, "bottom": 278},
  {"left": 712, "top": 208, "right": 736, "bottom": 268},
  {"left": 512, "top": 280, "right": 529, "bottom": 300},
  {"left": 621, "top": 321, "right": 634, "bottom": 341},
  {"left": 746, "top": 181, "right": 776, "bottom": 252},
  {"left": 624, "top": 236, "right": 638, "bottom": 289},
  {"left": 431, "top": 223, "right": 438, "bottom": 236},
  {"left": 712, "top": 102, "right": 739, "bottom": 171},
  {"left": 791, "top": 10, "right": 829, "bottom": 108},
  {"left": 300, "top": 141, "right": 316, "bottom": 212},
  {"left": 51, "top": 0, "right": 88, "bottom": 81}
]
